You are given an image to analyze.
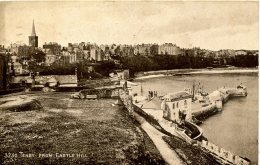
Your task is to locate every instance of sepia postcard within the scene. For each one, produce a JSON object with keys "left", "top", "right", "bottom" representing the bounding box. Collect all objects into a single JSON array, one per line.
[{"left": 0, "top": 1, "right": 258, "bottom": 165}]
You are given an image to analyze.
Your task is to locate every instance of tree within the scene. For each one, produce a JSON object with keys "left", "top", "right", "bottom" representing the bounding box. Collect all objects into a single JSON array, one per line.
[
  {"left": 28, "top": 61, "right": 38, "bottom": 72},
  {"left": 29, "top": 49, "right": 46, "bottom": 64},
  {"left": 94, "top": 61, "right": 116, "bottom": 77}
]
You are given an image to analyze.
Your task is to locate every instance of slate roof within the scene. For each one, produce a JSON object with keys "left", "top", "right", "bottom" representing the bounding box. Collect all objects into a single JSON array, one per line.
[{"left": 163, "top": 91, "right": 192, "bottom": 101}]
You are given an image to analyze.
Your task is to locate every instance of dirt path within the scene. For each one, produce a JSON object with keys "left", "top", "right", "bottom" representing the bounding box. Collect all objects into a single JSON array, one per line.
[{"left": 133, "top": 112, "right": 185, "bottom": 165}]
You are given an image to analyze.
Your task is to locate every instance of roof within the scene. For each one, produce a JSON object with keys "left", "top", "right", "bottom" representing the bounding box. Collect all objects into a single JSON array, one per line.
[
  {"left": 142, "top": 97, "right": 162, "bottom": 109},
  {"left": 12, "top": 62, "right": 22, "bottom": 66},
  {"left": 47, "top": 77, "right": 58, "bottom": 83},
  {"left": 163, "top": 91, "right": 192, "bottom": 101},
  {"left": 35, "top": 75, "right": 77, "bottom": 85},
  {"left": 55, "top": 75, "right": 77, "bottom": 84},
  {"left": 12, "top": 76, "right": 33, "bottom": 83}
]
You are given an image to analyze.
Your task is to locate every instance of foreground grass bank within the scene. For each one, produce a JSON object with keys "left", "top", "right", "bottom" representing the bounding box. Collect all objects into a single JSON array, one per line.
[{"left": 0, "top": 93, "right": 165, "bottom": 164}]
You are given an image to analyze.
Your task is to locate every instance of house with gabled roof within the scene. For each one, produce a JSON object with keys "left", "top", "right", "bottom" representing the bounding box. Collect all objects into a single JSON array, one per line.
[{"left": 161, "top": 91, "right": 193, "bottom": 123}]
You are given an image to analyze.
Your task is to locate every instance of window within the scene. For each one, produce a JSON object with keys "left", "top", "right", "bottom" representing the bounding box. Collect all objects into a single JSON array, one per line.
[
  {"left": 172, "top": 103, "right": 175, "bottom": 109},
  {"left": 176, "top": 102, "right": 179, "bottom": 108}
]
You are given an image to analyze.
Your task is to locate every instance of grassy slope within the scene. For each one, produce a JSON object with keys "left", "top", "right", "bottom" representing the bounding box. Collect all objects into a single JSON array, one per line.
[
  {"left": 163, "top": 136, "right": 220, "bottom": 165},
  {"left": 0, "top": 93, "right": 165, "bottom": 164}
]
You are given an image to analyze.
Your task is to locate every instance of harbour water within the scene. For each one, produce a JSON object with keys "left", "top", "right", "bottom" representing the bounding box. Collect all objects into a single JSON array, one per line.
[{"left": 132, "top": 71, "right": 258, "bottom": 164}]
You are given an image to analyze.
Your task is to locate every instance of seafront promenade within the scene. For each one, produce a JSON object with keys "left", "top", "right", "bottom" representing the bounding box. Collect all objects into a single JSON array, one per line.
[{"left": 135, "top": 68, "right": 258, "bottom": 80}]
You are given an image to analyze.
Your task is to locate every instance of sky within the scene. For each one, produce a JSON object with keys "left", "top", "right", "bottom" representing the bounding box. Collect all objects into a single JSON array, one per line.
[{"left": 0, "top": 1, "right": 258, "bottom": 50}]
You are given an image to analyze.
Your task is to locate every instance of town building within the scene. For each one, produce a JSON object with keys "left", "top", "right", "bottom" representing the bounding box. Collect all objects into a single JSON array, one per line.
[
  {"left": 161, "top": 91, "right": 193, "bottom": 123},
  {"left": 215, "top": 49, "right": 236, "bottom": 58},
  {"left": 8, "top": 62, "right": 23, "bottom": 75},
  {"left": 68, "top": 43, "right": 80, "bottom": 51},
  {"left": 18, "top": 45, "right": 35, "bottom": 65},
  {"left": 29, "top": 20, "right": 38, "bottom": 47},
  {"left": 158, "top": 43, "right": 182, "bottom": 55},
  {"left": 76, "top": 50, "right": 84, "bottom": 62},
  {"left": 69, "top": 51, "right": 77, "bottom": 63},
  {"left": 134, "top": 44, "right": 152, "bottom": 56},
  {"left": 90, "top": 47, "right": 104, "bottom": 61},
  {"left": 60, "top": 51, "right": 70, "bottom": 65},
  {"left": 109, "top": 69, "right": 130, "bottom": 80},
  {"left": 9, "top": 43, "right": 20, "bottom": 54},
  {"left": 119, "top": 45, "right": 135, "bottom": 56},
  {"left": 99, "top": 44, "right": 107, "bottom": 51},
  {"left": 45, "top": 54, "right": 59, "bottom": 66},
  {"left": 43, "top": 42, "right": 61, "bottom": 55},
  {"left": 79, "top": 42, "right": 86, "bottom": 50},
  {"left": 83, "top": 50, "right": 90, "bottom": 60},
  {"left": 43, "top": 42, "right": 61, "bottom": 66},
  {"left": 235, "top": 50, "right": 247, "bottom": 56}
]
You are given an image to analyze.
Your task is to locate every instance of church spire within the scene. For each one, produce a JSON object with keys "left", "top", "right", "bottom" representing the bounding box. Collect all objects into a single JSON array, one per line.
[
  {"left": 29, "top": 19, "right": 38, "bottom": 47},
  {"left": 31, "top": 20, "right": 36, "bottom": 36}
]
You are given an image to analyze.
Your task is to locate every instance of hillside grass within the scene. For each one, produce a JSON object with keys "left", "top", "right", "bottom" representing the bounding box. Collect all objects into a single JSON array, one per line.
[{"left": 0, "top": 93, "right": 165, "bottom": 164}]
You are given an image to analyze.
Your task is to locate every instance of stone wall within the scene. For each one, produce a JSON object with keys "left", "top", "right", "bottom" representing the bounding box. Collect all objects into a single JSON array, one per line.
[
  {"left": 78, "top": 79, "right": 119, "bottom": 88},
  {"left": 175, "top": 127, "right": 196, "bottom": 144},
  {"left": 200, "top": 140, "right": 250, "bottom": 165},
  {"left": 118, "top": 89, "right": 134, "bottom": 115}
]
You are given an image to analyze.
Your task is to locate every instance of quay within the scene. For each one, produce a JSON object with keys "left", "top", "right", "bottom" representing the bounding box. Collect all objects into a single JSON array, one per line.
[
  {"left": 192, "top": 84, "right": 247, "bottom": 122},
  {"left": 128, "top": 83, "right": 250, "bottom": 165}
]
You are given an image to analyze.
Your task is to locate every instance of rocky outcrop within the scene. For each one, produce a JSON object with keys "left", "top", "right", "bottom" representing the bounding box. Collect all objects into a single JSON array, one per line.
[{"left": 0, "top": 96, "right": 42, "bottom": 112}]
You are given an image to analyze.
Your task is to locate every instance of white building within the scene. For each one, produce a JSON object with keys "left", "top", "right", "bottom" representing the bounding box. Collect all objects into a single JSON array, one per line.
[
  {"left": 69, "top": 52, "right": 77, "bottom": 63},
  {"left": 161, "top": 91, "right": 193, "bottom": 123},
  {"left": 90, "top": 47, "right": 104, "bottom": 61},
  {"left": 109, "top": 70, "right": 129, "bottom": 80},
  {"left": 8, "top": 55, "right": 24, "bottom": 75},
  {"left": 235, "top": 50, "right": 247, "bottom": 56},
  {"left": 9, "top": 62, "right": 23, "bottom": 75}
]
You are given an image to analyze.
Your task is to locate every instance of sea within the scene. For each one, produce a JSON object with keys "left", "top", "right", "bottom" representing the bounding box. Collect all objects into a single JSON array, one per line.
[{"left": 131, "top": 70, "right": 258, "bottom": 164}]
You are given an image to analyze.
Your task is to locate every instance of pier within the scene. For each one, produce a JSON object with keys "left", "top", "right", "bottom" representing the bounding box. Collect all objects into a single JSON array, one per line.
[
  {"left": 191, "top": 84, "right": 247, "bottom": 122},
  {"left": 128, "top": 84, "right": 250, "bottom": 165}
]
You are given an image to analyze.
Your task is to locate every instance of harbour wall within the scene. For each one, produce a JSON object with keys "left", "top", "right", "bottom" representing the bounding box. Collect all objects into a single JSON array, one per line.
[
  {"left": 192, "top": 86, "right": 250, "bottom": 164},
  {"left": 192, "top": 103, "right": 218, "bottom": 121},
  {"left": 192, "top": 86, "right": 247, "bottom": 122},
  {"left": 200, "top": 140, "right": 250, "bottom": 165},
  {"left": 116, "top": 87, "right": 250, "bottom": 165}
]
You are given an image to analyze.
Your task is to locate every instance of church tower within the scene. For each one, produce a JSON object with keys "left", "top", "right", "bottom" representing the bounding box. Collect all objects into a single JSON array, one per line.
[{"left": 29, "top": 20, "right": 38, "bottom": 47}]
